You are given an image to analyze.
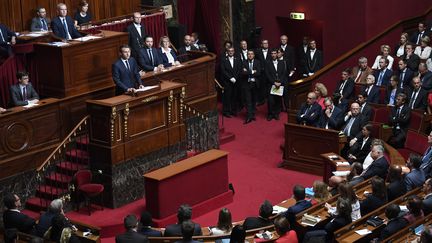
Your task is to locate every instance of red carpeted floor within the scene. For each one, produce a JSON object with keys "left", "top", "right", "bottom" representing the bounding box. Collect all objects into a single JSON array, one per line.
[{"left": 66, "top": 104, "right": 320, "bottom": 242}]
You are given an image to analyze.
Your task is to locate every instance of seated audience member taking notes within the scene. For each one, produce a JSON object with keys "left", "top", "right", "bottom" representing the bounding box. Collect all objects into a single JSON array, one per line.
[
  {"left": 138, "top": 36, "right": 164, "bottom": 72},
  {"left": 30, "top": 7, "right": 50, "bottom": 32},
  {"left": 112, "top": 45, "right": 144, "bottom": 95},
  {"left": 51, "top": 3, "right": 82, "bottom": 40},
  {"left": 74, "top": 0, "right": 92, "bottom": 26},
  {"left": 379, "top": 204, "right": 408, "bottom": 240},
  {"left": 138, "top": 211, "right": 162, "bottom": 237},
  {"left": 274, "top": 217, "right": 298, "bottom": 243},
  {"left": 296, "top": 92, "right": 322, "bottom": 126},
  {"left": 283, "top": 185, "right": 312, "bottom": 225},
  {"left": 243, "top": 200, "right": 274, "bottom": 230},
  {"left": 126, "top": 12, "right": 146, "bottom": 58},
  {"left": 210, "top": 208, "right": 232, "bottom": 235},
  {"left": 159, "top": 36, "right": 180, "bottom": 67},
  {"left": 360, "top": 177, "right": 388, "bottom": 215},
  {"left": 164, "top": 205, "right": 202, "bottom": 237},
  {"left": 2, "top": 192, "right": 36, "bottom": 234},
  {"left": 115, "top": 214, "right": 148, "bottom": 243},
  {"left": 10, "top": 71, "right": 39, "bottom": 107}
]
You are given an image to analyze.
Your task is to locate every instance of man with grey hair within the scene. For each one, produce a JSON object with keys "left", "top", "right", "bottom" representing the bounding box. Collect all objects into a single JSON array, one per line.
[
  {"left": 51, "top": 3, "right": 82, "bottom": 40},
  {"left": 296, "top": 91, "right": 322, "bottom": 127},
  {"left": 351, "top": 57, "right": 372, "bottom": 83},
  {"left": 35, "top": 199, "right": 63, "bottom": 237},
  {"left": 360, "top": 144, "right": 389, "bottom": 180}
]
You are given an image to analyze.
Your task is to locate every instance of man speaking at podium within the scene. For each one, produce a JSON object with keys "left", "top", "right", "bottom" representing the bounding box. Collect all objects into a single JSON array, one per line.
[
  {"left": 51, "top": 3, "right": 82, "bottom": 40},
  {"left": 112, "top": 45, "right": 144, "bottom": 95}
]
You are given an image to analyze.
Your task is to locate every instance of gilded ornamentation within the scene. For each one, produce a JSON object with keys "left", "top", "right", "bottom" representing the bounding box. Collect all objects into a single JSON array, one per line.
[
  {"left": 124, "top": 103, "right": 129, "bottom": 137},
  {"left": 141, "top": 96, "right": 159, "bottom": 103},
  {"left": 168, "top": 90, "right": 173, "bottom": 124},
  {"left": 111, "top": 107, "right": 117, "bottom": 142}
]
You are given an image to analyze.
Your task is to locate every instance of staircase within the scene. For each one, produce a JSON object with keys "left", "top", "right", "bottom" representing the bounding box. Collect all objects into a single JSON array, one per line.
[{"left": 23, "top": 116, "right": 91, "bottom": 218}]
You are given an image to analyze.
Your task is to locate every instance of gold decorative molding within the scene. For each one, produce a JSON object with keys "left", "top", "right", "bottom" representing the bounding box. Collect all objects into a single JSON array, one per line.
[
  {"left": 180, "top": 87, "right": 186, "bottom": 120},
  {"left": 110, "top": 107, "right": 117, "bottom": 142},
  {"left": 141, "top": 96, "right": 159, "bottom": 103},
  {"left": 168, "top": 90, "right": 173, "bottom": 124},
  {"left": 124, "top": 103, "right": 130, "bottom": 137}
]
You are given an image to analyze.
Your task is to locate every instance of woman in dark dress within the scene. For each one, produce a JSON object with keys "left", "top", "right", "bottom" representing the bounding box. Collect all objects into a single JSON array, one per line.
[{"left": 74, "top": 0, "right": 92, "bottom": 26}]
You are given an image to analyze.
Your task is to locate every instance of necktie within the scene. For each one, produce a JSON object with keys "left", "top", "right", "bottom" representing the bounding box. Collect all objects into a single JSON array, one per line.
[
  {"left": 400, "top": 71, "right": 405, "bottom": 88},
  {"left": 377, "top": 71, "right": 384, "bottom": 86},
  {"left": 339, "top": 81, "right": 346, "bottom": 93},
  {"left": 409, "top": 90, "right": 418, "bottom": 109},
  {"left": 355, "top": 70, "right": 362, "bottom": 82},
  {"left": 62, "top": 18, "right": 71, "bottom": 40},
  {"left": 344, "top": 117, "right": 355, "bottom": 136},
  {"left": 0, "top": 29, "right": 4, "bottom": 42},
  {"left": 125, "top": 60, "right": 130, "bottom": 71},
  {"left": 422, "top": 147, "right": 432, "bottom": 164},
  {"left": 417, "top": 33, "right": 422, "bottom": 45},
  {"left": 42, "top": 19, "right": 48, "bottom": 31},
  {"left": 22, "top": 86, "right": 27, "bottom": 101},
  {"left": 249, "top": 62, "right": 253, "bottom": 71},
  {"left": 396, "top": 107, "right": 401, "bottom": 117},
  {"left": 148, "top": 49, "right": 154, "bottom": 66},
  {"left": 303, "top": 106, "right": 310, "bottom": 116}
]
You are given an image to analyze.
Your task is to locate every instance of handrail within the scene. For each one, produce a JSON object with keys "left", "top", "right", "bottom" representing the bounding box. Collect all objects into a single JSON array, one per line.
[
  {"left": 36, "top": 115, "right": 90, "bottom": 172},
  {"left": 214, "top": 78, "right": 224, "bottom": 90},
  {"left": 288, "top": 6, "right": 432, "bottom": 88}
]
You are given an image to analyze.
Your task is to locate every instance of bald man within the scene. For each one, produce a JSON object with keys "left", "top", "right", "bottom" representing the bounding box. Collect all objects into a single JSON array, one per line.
[{"left": 296, "top": 92, "right": 322, "bottom": 126}]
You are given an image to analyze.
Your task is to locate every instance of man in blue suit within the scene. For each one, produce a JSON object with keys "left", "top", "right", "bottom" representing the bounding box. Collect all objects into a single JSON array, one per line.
[
  {"left": 51, "top": 3, "right": 82, "bottom": 40},
  {"left": 361, "top": 144, "right": 389, "bottom": 180},
  {"left": 0, "top": 23, "right": 16, "bottom": 57},
  {"left": 374, "top": 57, "right": 392, "bottom": 87},
  {"left": 319, "top": 97, "right": 343, "bottom": 130},
  {"left": 283, "top": 185, "right": 312, "bottom": 226},
  {"left": 404, "top": 154, "right": 425, "bottom": 191},
  {"left": 361, "top": 75, "right": 381, "bottom": 104},
  {"left": 112, "top": 45, "right": 144, "bottom": 95},
  {"left": 137, "top": 36, "right": 164, "bottom": 72},
  {"left": 296, "top": 92, "right": 322, "bottom": 127}
]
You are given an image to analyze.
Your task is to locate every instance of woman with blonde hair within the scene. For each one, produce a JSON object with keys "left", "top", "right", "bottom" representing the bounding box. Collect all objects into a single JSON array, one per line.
[
  {"left": 395, "top": 33, "right": 409, "bottom": 57},
  {"left": 414, "top": 36, "right": 432, "bottom": 61},
  {"left": 314, "top": 82, "right": 328, "bottom": 109},
  {"left": 372, "top": 44, "right": 394, "bottom": 70},
  {"left": 158, "top": 35, "right": 180, "bottom": 67},
  {"left": 312, "top": 180, "right": 331, "bottom": 204}
]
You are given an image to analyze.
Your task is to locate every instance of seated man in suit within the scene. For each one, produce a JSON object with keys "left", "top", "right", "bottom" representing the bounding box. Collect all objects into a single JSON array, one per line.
[
  {"left": 360, "top": 177, "right": 388, "bottom": 215},
  {"left": 138, "top": 211, "right": 162, "bottom": 237},
  {"left": 296, "top": 92, "right": 322, "bottom": 126},
  {"left": 2, "top": 192, "right": 36, "bottom": 234},
  {"left": 402, "top": 44, "right": 420, "bottom": 72},
  {"left": 333, "top": 68, "right": 354, "bottom": 112},
  {"left": 420, "top": 132, "right": 432, "bottom": 177},
  {"left": 362, "top": 75, "right": 380, "bottom": 104},
  {"left": 115, "top": 214, "right": 148, "bottom": 243},
  {"left": 0, "top": 22, "right": 16, "bottom": 57},
  {"left": 112, "top": 45, "right": 144, "bottom": 95},
  {"left": 341, "top": 102, "right": 365, "bottom": 140},
  {"left": 404, "top": 154, "right": 426, "bottom": 191},
  {"left": 387, "top": 165, "right": 407, "bottom": 201},
  {"left": 360, "top": 144, "right": 389, "bottom": 180},
  {"left": 191, "top": 32, "right": 206, "bottom": 51},
  {"left": 379, "top": 204, "right": 408, "bottom": 241},
  {"left": 347, "top": 124, "right": 373, "bottom": 163},
  {"left": 388, "top": 93, "right": 411, "bottom": 149},
  {"left": 243, "top": 200, "right": 274, "bottom": 230},
  {"left": 283, "top": 185, "right": 312, "bottom": 226},
  {"left": 137, "top": 36, "right": 164, "bottom": 72},
  {"left": 407, "top": 76, "right": 428, "bottom": 111},
  {"left": 357, "top": 92, "right": 373, "bottom": 122},
  {"left": 35, "top": 199, "right": 63, "bottom": 237},
  {"left": 351, "top": 57, "right": 373, "bottom": 84},
  {"left": 177, "top": 220, "right": 201, "bottom": 243},
  {"left": 423, "top": 178, "right": 432, "bottom": 215},
  {"left": 385, "top": 75, "right": 404, "bottom": 106},
  {"left": 411, "top": 22, "right": 431, "bottom": 45},
  {"left": 177, "top": 35, "right": 198, "bottom": 56},
  {"left": 30, "top": 7, "right": 50, "bottom": 31},
  {"left": 319, "top": 97, "right": 343, "bottom": 130},
  {"left": 374, "top": 57, "right": 393, "bottom": 87},
  {"left": 10, "top": 71, "right": 39, "bottom": 107},
  {"left": 51, "top": 3, "right": 82, "bottom": 40},
  {"left": 419, "top": 62, "right": 432, "bottom": 92},
  {"left": 126, "top": 12, "right": 146, "bottom": 59},
  {"left": 164, "top": 204, "right": 202, "bottom": 236},
  {"left": 397, "top": 59, "right": 414, "bottom": 91}
]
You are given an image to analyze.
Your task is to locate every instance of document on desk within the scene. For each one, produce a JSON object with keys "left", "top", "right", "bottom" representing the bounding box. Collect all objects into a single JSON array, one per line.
[
  {"left": 332, "top": 171, "right": 350, "bottom": 176},
  {"left": 270, "top": 85, "right": 284, "bottom": 96},
  {"left": 49, "top": 42, "right": 70, "bottom": 47},
  {"left": 74, "top": 35, "right": 102, "bottom": 42},
  {"left": 23, "top": 103, "right": 39, "bottom": 108},
  {"left": 135, "top": 85, "right": 159, "bottom": 92},
  {"left": 355, "top": 229, "right": 372, "bottom": 235},
  {"left": 272, "top": 205, "right": 287, "bottom": 214},
  {"left": 23, "top": 32, "right": 47, "bottom": 37}
]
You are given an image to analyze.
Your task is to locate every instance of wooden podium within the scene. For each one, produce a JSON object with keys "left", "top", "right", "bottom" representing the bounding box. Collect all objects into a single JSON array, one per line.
[
  {"left": 282, "top": 123, "right": 347, "bottom": 175},
  {"left": 144, "top": 149, "right": 233, "bottom": 226}
]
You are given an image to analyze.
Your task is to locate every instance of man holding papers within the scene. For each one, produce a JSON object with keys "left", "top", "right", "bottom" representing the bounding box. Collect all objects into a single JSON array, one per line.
[
  {"left": 112, "top": 45, "right": 144, "bottom": 95},
  {"left": 265, "top": 49, "right": 287, "bottom": 121},
  {"left": 10, "top": 71, "right": 39, "bottom": 107}
]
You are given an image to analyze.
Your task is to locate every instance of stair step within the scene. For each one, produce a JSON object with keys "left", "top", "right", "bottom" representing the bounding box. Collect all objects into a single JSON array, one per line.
[
  {"left": 66, "top": 149, "right": 89, "bottom": 162},
  {"left": 45, "top": 172, "right": 72, "bottom": 188},
  {"left": 21, "top": 209, "right": 41, "bottom": 220},
  {"left": 219, "top": 131, "right": 235, "bottom": 144},
  {"left": 56, "top": 161, "right": 87, "bottom": 175},
  {"left": 76, "top": 136, "right": 89, "bottom": 148},
  {"left": 37, "top": 185, "right": 68, "bottom": 198},
  {"left": 26, "top": 197, "right": 51, "bottom": 212}
]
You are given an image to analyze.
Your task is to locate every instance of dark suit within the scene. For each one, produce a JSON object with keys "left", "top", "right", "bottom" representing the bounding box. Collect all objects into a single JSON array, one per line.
[
  {"left": 324, "top": 216, "right": 351, "bottom": 238},
  {"left": 243, "top": 216, "right": 273, "bottom": 230},
  {"left": 0, "top": 24, "right": 16, "bottom": 56},
  {"left": 360, "top": 194, "right": 387, "bottom": 216},
  {"left": 341, "top": 114, "right": 366, "bottom": 140},
  {"left": 3, "top": 210, "right": 36, "bottom": 234},
  {"left": 10, "top": 83, "right": 39, "bottom": 107},
  {"left": 137, "top": 47, "right": 164, "bottom": 71},
  {"left": 385, "top": 87, "right": 404, "bottom": 105},
  {"left": 404, "top": 168, "right": 425, "bottom": 191},
  {"left": 255, "top": 48, "right": 272, "bottom": 103},
  {"left": 410, "top": 30, "right": 431, "bottom": 45},
  {"left": 266, "top": 60, "right": 287, "bottom": 118},
  {"left": 164, "top": 222, "right": 202, "bottom": 237},
  {"left": 220, "top": 55, "right": 242, "bottom": 116},
  {"left": 138, "top": 227, "right": 163, "bottom": 237},
  {"left": 387, "top": 179, "right": 407, "bottom": 201},
  {"left": 126, "top": 23, "right": 146, "bottom": 58},
  {"left": 301, "top": 49, "right": 323, "bottom": 75},
  {"left": 284, "top": 200, "right": 312, "bottom": 226},
  {"left": 349, "top": 176, "right": 365, "bottom": 187},
  {"left": 279, "top": 44, "right": 296, "bottom": 72},
  {"left": 159, "top": 48, "right": 178, "bottom": 67},
  {"left": 30, "top": 17, "right": 51, "bottom": 31},
  {"left": 296, "top": 102, "right": 322, "bottom": 127},
  {"left": 360, "top": 103, "right": 373, "bottom": 122},
  {"left": 334, "top": 78, "right": 354, "bottom": 111},
  {"left": 421, "top": 71, "right": 432, "bottom": 92},
  {"left": 423, "top": 194, "right": 432, "bottom": 216},
  {"left": 388, "top": 104, "right": 411, "bottom": 148},
  {"left": 319, "top": 105, "right": 343, "bottom": 130},
  {"left": 374, "top": 68, "right": 393, "bottom": 87},
  {"left": 379, "top": 217, "right": 408, "bottom": 240},
  {"left": 361, "top": 156, "right": 389, "bottom": 180},
  {"left": 348, "top": 136, "right": 372, "bottom": 163},
  {"left": 51, "top": 16, "right": 82, "bottom": 39},
  {"left": 362, "top": 85, "right": 380, "bottom": 104},
  {"left": 407, "top": 88, "right": 428, "bottom": 111},
  {"left": 402, "top": 53, "right": 420, "bottom": 72},
  {"left": 177, "top": 45, "right": 198, "bottom": 56},
  {"left": 397, "top": 68, "right": 414, "bottom": 89},
  {"left": 112, "top": 57, "right": 142, "bottom": 95},
  {"left": 241, "top": 59, "right": 261, "bottom": 119},
  {"left": 115, "top": 230, "right": 149, "bottom": 243},
  {"left": 35, "top": 211, "right": 56, "bottom": 237}
]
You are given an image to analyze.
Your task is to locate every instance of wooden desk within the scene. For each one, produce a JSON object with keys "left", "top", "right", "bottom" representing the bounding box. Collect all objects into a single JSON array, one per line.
[
  {"left": 144, "top": 149, "right": 232, "bottom": 224},
  {"left": 382, "top": 214, "right": 432, "bottom": 243},
  {"left": 282, "top": 122, "right": 347, "bottom": 175},
  {"left": 34, "top": 30, "right": 128, "bottom": 98},
  {"left": 335, "top": 187, "right": 423, "bottom": 243},
  {"left": 0, "top": 98, "right": 62, "bottom": 179},
  {"left": 321, "top": 152, "right": 350, "bottom": 183}
]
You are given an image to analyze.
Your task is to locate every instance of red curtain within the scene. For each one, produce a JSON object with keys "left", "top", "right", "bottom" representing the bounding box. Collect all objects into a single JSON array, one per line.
[
  {"left": 177, "top": 0, "right": 197, "bottom": 34},
  {"left": 195, "top": 0, "right": 221, "bottom": 55},
  {"left": 0, "top": 56, "right": 18, "bottom": 107}
]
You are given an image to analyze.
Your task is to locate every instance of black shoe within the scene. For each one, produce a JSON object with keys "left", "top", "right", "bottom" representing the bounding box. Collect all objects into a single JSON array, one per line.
[
  {"left": 244, "top": 118, "right": 252, "bottom": 124},
  {"left": 223, "top": 113, "right": 232, "bottom": 118},
  {"left": 274, "top": 114, "right": 280, "bottom": 120}
]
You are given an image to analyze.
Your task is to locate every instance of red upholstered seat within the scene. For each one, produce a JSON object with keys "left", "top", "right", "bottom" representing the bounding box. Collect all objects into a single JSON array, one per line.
[
  {"left": 74, "top": 169, "right": 104, "bottom": 215},
  {"left": 373, "top": 107, "right": 390, "bottom": 123},
  {"left": 80, "top": 184, "right": 104, "bottom": 196},
  {"left": 409, "top": 111, "right": 423, "bottom": 132},
  {"left": 397, "top": 130, "right": 428, "bottom": 160}
]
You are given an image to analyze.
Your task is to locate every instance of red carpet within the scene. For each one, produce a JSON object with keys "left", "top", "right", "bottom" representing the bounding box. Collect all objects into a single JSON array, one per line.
[{"left": 66, "top": 104, "right": 320, "bottom": 242}]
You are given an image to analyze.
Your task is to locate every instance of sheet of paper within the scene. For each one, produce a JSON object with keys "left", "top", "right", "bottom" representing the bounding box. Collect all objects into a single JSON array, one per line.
[
  {"left": 332, "top": 171, "right": 350, "bottom": 176},
  {"left": 270, "top": 85, "right": 284, "bottom": 96},
  {"left": 49, "top": 42, "right": 70, "bottom": 47},
  {"left": 23, "top": 103, "right": 39, "bottom": 108},
  {"left": 336, "top": 162, "right": 350, "bottom": 166},
  {"left": 355, "top": 229, "right": 372, "bottom": 235},
  {"left": 272, "top": 205, "right": 287, "bottom": 214},
  {"left": 73, "top": 35, "right": 102, "bottom": 42},
  {"left": 135, "top": 85, "right": 159, "bottom": 92}
]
